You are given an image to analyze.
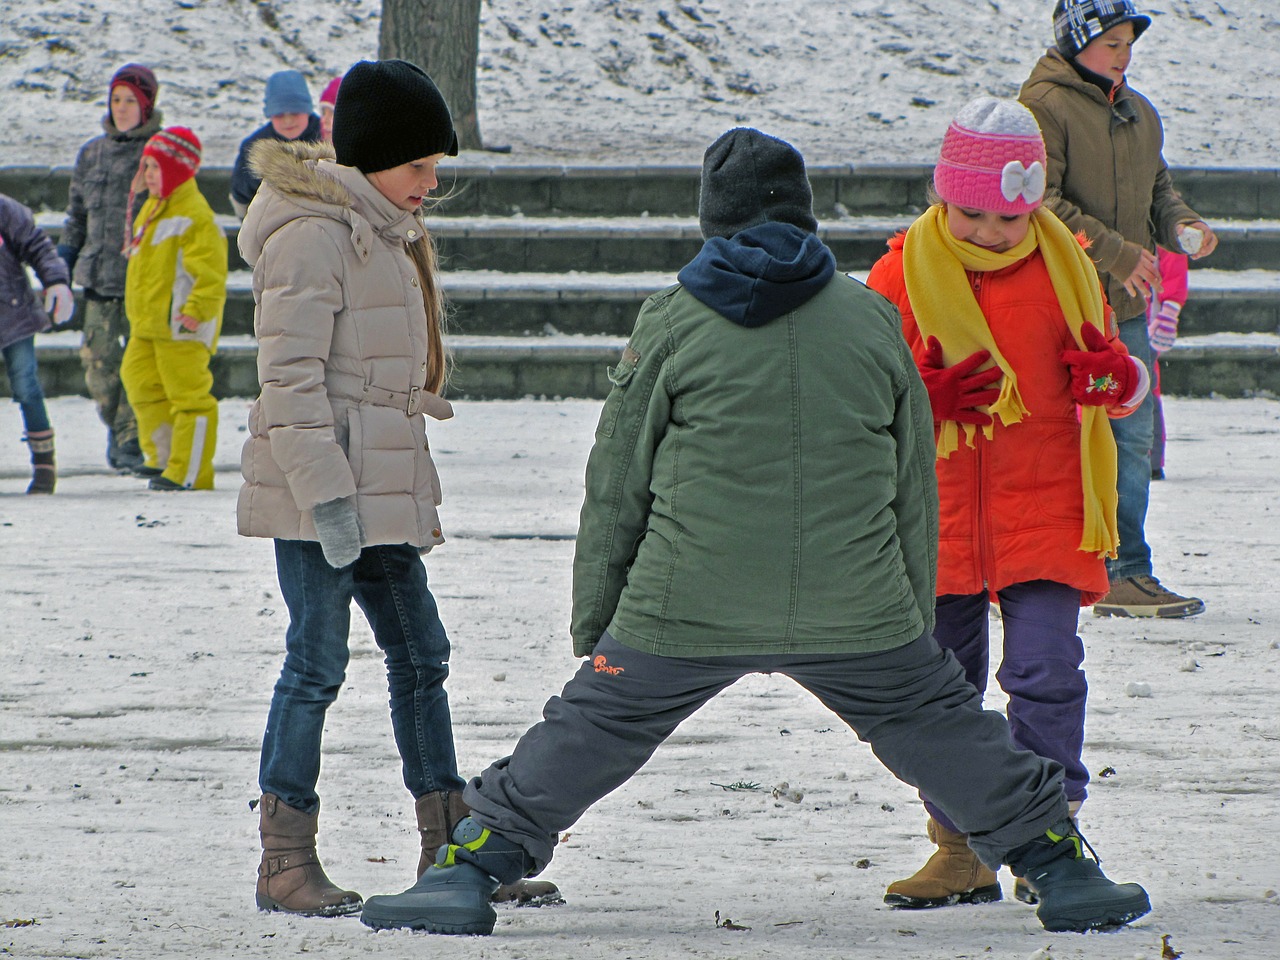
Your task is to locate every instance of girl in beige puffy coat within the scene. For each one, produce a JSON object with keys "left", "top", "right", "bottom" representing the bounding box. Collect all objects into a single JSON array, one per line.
[{"left": 236, "top": 60, "right": 558, "bottom": 919}]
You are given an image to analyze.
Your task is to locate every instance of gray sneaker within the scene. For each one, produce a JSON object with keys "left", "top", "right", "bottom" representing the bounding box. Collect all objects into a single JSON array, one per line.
[{"left": 1093, "top": 575, "right": 1205, "bottom": 618}]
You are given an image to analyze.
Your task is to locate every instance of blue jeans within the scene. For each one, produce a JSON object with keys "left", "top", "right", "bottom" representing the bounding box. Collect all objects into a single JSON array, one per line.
[
  {"left": 1106, "top": 316, "right": 1155, "bottom": 580},
  {"left": 2, "top": 336, "right": 52, "bottom": 434},
  {"left": 260, "top": 540, "right": 465, "bottom": 814}
]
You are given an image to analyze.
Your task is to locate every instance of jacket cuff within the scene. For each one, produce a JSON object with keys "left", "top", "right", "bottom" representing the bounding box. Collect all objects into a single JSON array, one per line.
[{"left": 1120, "top": 356, "right": 1150, "bottom": 409}]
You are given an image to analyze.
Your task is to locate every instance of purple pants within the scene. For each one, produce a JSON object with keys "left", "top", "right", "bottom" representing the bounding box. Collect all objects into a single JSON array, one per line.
[{"left": 924, "top": 579, "right": 1087, "bottom": 834}]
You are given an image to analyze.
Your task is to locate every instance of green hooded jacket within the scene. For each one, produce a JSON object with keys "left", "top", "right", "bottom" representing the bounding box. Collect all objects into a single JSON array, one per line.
[{"left": 571, "top": 223, "right": 937, "bottom": 659}]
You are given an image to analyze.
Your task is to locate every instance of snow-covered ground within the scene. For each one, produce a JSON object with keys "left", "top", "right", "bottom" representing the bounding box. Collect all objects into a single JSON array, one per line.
[
  {"left": 2, "top": 2, "right": 1279, "bottom": 957},
  {"left": 2, "top": 395, "right": 1278, "bottom": 960},
  {"left": 2, "top": 0, "right": 1277, "bottom": 170}
]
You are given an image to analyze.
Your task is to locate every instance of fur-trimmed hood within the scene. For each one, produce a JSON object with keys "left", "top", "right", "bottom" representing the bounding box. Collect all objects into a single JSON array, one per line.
[{"left": 237, "top": 138, "right": 425, "bottom": 268}]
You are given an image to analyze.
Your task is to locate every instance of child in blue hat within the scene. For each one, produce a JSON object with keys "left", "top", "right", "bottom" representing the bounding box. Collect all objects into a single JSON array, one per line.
[{"left": 229, "top": 70, "right": 322, "bottom": 217}]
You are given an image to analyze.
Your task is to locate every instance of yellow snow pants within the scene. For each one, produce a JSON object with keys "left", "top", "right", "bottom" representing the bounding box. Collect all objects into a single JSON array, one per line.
[{"left": 120, "top": 337, "right": 218, "bottom": 489}]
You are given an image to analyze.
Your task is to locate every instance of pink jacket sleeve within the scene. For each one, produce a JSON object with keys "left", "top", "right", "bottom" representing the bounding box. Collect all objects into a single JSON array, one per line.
[{"left": 1157, "top": 248, "right": 1189, "bottom": 307}]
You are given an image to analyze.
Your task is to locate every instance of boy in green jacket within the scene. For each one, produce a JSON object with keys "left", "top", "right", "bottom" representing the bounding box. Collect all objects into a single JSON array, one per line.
[
  {"left": 359, "top": 128, "right": 1151, "bottom": 938},
  {"left": 1020, "top": 0, "right": 1217, "bottom": 618}
]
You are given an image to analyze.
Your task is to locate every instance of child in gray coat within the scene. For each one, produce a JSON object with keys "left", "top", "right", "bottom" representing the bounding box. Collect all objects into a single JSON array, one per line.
[{"left": 59, "top": 63, "right": 163, "bottom": 473}]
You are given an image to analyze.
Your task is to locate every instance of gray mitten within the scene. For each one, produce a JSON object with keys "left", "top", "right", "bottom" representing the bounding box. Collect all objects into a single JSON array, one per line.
[{"left": 312, "top": 496, "right": 363, "bottom": 568}]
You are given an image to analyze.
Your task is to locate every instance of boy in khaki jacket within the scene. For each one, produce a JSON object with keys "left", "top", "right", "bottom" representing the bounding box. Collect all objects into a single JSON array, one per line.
[{"left": 1020, "top": 0, "right": 1217, "bottom": 618}]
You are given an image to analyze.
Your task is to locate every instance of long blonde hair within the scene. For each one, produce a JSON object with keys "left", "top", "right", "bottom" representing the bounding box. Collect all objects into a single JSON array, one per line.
[{"left": 404, "top": 222, "right": 450, "bottom": 395}]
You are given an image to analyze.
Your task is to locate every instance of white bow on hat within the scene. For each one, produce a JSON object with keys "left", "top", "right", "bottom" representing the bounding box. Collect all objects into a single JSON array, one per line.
[{"left": 1000, "top": 160, "right": 1046, "bottom": 204}]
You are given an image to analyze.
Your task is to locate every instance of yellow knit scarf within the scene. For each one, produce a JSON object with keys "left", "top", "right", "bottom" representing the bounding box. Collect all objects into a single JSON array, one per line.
[{"left": 903, "top": 204, "right": 1118, "bottom": 558}]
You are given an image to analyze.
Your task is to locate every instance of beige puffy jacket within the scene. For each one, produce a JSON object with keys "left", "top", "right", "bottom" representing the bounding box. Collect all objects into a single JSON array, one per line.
[{"left": 236, "top": 140, "right": 452, "bottom": 550}]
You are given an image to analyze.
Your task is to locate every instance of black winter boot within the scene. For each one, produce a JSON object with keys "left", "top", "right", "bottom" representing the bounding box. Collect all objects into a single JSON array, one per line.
[
  {"left": 414, "top": 790, "right": 562, "bottom": 905},
  {"left": 1006, "top": 819, "right": 1150, "bottom": 933},
  {"left": 25, "top": 430, "right": 56, "bottom": 494},
  {"left": 361, "top": 816, "right": 532, "bottom": 934}
]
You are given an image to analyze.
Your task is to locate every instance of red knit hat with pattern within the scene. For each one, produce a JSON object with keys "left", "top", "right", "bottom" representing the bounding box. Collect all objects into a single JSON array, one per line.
[
  {"left": 933, "top": 98, "right": 1048, "bottom": 216},
  {"left": 141, "top": 126, "right": 202, "bottom": 198}
]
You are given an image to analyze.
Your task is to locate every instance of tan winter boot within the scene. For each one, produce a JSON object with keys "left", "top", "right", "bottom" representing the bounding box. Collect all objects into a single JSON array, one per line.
[
  {"left": 25, "top": 430, "right": 55, "bottom": 494},
  {"left": 884, "top": 817, "right": 1003, "bottom": 909},
  {"left": 415, "top": 790, "right": 563, "bottom": 906},
  {"left": 256, "top": 793, "right": 362, "bottom": 916}
]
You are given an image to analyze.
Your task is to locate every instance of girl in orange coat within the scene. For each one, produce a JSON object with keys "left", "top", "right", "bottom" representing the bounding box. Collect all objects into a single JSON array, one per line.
[{"left": 866, "top": 98, "right": 1149, "bottom": 910}]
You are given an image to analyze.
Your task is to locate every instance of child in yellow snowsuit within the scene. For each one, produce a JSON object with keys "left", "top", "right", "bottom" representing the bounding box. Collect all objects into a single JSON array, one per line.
[{"left": 121, "top": 126, "right": 227, "bottom": 490}]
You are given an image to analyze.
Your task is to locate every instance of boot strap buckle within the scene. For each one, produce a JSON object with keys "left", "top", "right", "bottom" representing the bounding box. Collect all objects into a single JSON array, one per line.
[{"left": 260, "top": 849, "right": 319, "bottom": 878}]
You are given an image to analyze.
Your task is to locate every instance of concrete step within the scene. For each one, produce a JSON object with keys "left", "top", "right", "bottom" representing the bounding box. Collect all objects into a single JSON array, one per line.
[
  {"left": 41, "top": 265, "right": 1278, "bottom": 341},
  {"left": 34, "top": 210, "right": 1280, "bottom": 275},
  {"left": 213, "top": 266, "right": 1280, "bottom": 338},
  {"left": 11, "top": 330, "right": 1279, "bottom": 402},
  {"left": 9, "top": 162, "right": 1279, "bottom": 221}
]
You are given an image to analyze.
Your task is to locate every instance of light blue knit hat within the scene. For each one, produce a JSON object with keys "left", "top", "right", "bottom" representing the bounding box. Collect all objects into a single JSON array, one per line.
[{"left": 263, "top": 70, "right": 313, "bottom": 117}]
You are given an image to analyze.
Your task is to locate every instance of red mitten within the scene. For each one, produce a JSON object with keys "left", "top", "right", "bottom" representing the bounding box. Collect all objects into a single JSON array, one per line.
[
  {"left": 1059, "top": 324, "right": 1132, "bottom": 406},
  {"left": 918, "top": 336, "right": 1002, "bottom": 425}
]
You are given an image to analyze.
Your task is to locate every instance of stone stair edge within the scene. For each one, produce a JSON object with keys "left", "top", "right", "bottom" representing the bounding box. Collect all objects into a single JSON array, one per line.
[
  {"left": 211, "top": 268, "right": 1280, "bottom": 300},
  {"left": 33, "top": 211, "right": 1280, "bottom": 239},
  {"left": 8, "top": 162, "right": 1280, "bottom": 179},
  {"left": 28, "top": 332, "right": 1279, "bottom": 361}
]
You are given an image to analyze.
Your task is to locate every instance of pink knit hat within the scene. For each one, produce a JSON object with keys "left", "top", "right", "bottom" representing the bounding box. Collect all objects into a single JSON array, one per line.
[
  {"left": 319, "top": 75, "right": 342, "bottom": 109},
  {"left": 934, "top": 98, "right": 1048, "bottom": 215}
]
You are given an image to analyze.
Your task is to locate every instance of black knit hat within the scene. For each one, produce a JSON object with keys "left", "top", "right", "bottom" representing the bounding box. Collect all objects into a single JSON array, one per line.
[
  {"left": 698, "top": 128, "right": 818, "bottom": 240},
  {"left": 331, "top": 59, "right": 459, "bottom": 173},
  {"left": 1053, "top": 0, "right": 1151, "bottom": 60}
]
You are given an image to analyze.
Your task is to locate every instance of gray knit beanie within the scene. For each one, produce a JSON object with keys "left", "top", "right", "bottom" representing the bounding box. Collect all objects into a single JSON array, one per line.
[{"left": 697, "top": 128, "right": 818, "bottom": 241}]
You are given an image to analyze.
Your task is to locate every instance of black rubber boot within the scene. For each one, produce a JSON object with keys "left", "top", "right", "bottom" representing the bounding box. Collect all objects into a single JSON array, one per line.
[
  {"left": 361, "top": 817, "right": 530, "bottom": 935},
  {"left": 1006, "top": 820, "right": 1150, "bottom": 933}
]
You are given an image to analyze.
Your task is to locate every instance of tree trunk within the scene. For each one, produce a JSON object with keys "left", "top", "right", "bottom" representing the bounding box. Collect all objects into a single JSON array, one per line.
[{"left": 379, "top": 0, "right": 483, "bottom": 150}]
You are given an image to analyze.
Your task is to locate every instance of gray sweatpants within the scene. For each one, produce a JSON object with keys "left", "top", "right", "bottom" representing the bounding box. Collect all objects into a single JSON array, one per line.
[{"left": 464, "top": 632, "right": 1068, "bottom": 874}]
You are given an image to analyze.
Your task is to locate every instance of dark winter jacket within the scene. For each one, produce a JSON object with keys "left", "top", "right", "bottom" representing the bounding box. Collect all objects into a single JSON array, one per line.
[
  {"left": 1, "top": 194, "right": 70, "bottom": 350},
  {"left": 230, "top": 115, "right": 323, "bottom": 213},
  {"left": 60, "top": 111, "right": 164, "bottom": 299},
  {"left": 571, "top": 221, "right": 938, "bottom": 658},
  {"left": 1020, "top": 48, "right": 1200, "bottom": 322}
]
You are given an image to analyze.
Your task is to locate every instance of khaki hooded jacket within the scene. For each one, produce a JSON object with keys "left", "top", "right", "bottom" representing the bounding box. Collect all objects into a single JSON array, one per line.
[{"left": 1020, "top": 47, "right": 1200, "bottom": 322}]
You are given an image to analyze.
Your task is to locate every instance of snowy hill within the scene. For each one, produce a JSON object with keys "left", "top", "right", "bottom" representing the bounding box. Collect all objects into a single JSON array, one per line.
[{"left": 1, "top": 0, "right": 1277, "bottom": 169}]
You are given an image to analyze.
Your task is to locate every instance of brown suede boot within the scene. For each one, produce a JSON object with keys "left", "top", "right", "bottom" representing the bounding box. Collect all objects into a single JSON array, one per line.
[
  {"left": 415, "top": 790, "right": 563, "bottom": 905},
  {"left": 25, "top": 430, "right": 55, "bottom": 495},
  {"left": 884, "top": 817, "right": 1003, "bottom": 909},
  {"left": 256, "top": 793, "right": 362, "bottom": 916}
]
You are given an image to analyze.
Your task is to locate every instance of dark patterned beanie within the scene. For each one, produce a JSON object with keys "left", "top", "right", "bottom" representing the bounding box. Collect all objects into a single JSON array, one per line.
[{"left": 1053, "top": 0, "right": 1151, "bottom": 59}]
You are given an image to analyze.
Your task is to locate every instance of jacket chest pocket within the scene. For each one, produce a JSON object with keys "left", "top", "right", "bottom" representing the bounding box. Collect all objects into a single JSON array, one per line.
[{"left": 597, "top": 344, "right": 639, "bottom": 438}]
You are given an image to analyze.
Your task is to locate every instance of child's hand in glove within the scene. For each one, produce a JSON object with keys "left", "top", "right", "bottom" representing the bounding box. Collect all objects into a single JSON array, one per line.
[
  {"left": 43, "top": 284, "right": 75, "bottom": 327},
  {"left": 312, "top": 496, "right": 363, "bottom": 569},
  {"left": 1060, "top": 324, "right": 1139, "bottom": 406},
  {"left": 918, "top": 336, "right": 1002, "bottom": 425},
  {"left": 1147, "top": 300, "right": 1180, "bottom": 354}
]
